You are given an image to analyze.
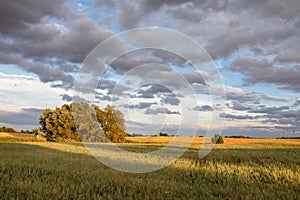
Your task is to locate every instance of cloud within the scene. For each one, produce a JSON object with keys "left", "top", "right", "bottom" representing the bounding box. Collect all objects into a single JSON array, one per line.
[
  {"left": 249, "top": 106, "right": 290, "bottom": 114},
  {"left": 123, "top": 102, "right": 157, "bottom": 109},
  {"left": 276, "top": 46, "right": 300, "bottom": 63},
  {"left": 0, "top": 0, "right": 65, "bottom": 36},
  {"left": 0, "top": 108, "right": 43, "bottom": 126},
  {"left": 135, "top": 83, "right": 172, "bottom": 99},
  {"left": 110, "top": 49, "right": 187, "bottom": 74},
  {"left": 160, "top": 94, "right": 180, "bottom": 106},
  {"left": 262, "top": 109, "right": 300, "bottom": 131},
  {"left": 60, "top": 94, "right": 92, "bottom": 103},
  {"left": 230, "top": 101, "right": 252, "bottom": 111},
  {"left": 219, "top": 113, "right": 258, "bottom": 120},
  {"left": 225, "top": 91, "right": 292, "bottom": 103},
  {"left": 229, "top": 58, "right": 300, "bottom": 92},
  {"left": 193, "top": 105, "right": 213, "bottom": 112},
  {"left": 0, "top": 0, "right": 114, "bottom": 90},
  {"left": 292, "top": 100, "right": 300, "bottom": 107},
  {"left": 60, "top": 94, "right": 72, "bottom": 102},
  {"left": 145, "top": 107, "right": 180, "bottom": 115}
]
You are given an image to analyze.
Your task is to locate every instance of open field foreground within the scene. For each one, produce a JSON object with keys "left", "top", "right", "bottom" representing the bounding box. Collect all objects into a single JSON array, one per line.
[{"left": 1, "top": 139, "right": 300, "bottom": 199}]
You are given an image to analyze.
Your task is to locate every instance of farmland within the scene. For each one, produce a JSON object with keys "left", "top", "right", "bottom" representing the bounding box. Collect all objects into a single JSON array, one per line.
[{"left": 0, "top": 133, "right": 300, "bottom": 199}]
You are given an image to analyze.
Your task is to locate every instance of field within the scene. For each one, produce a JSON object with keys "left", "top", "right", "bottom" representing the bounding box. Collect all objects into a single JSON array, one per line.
[{"left": 0, "top": 133, "right": 300, "bottom": 199}]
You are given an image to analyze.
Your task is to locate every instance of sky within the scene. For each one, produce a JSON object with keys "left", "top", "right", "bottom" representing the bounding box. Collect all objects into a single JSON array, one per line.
[{"left": 0, "top": 0, "right": 299, "bottom": 137}]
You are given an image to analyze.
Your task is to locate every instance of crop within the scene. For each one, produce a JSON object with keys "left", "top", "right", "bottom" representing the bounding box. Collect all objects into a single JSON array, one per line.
[{"left": 0, "top": 140, "right": 299, "bottom": 199}]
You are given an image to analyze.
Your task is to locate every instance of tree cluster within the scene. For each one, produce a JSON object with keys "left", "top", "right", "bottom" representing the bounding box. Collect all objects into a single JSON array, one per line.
[
  {"left": 39, "top": 103, "right": 127, "bottom": 142},
  {"left": 0, "top": 126, "right": 16, "bottom": 133}
]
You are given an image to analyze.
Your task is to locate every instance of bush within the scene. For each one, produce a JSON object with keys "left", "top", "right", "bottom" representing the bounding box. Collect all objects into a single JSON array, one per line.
[{"left": 212, "top": 134, "right": 224, "bottom": 144}]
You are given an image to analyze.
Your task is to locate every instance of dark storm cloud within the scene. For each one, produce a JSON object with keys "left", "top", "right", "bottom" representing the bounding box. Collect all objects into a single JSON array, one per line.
[
  {"left": 229, "top": 58, "right": 300, "bottom": 92},
  {"left": 145, "top": 107, "right": 180, "bottom": 115},
  {"left": 0, "top": 108, "right": 43, "bottom": 126},
  {"left": 193, "top": 105, "right": 213, "bottom": 112}
]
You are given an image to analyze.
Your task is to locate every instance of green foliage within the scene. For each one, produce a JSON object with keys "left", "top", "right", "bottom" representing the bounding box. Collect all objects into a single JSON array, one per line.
[
  {"left": 212, "top": 134, "right": 224, "bottom": 144},
  {"left": 0, "top": 126, "right": 16, "bottom": 133},
  {"left": 39, "top": 103, "right": 127, "bottom": 142}
]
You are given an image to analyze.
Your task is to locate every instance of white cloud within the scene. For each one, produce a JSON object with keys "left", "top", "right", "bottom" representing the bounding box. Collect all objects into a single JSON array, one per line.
[{"left": 0, "top": 72, "right": 71, "bottom": 112}]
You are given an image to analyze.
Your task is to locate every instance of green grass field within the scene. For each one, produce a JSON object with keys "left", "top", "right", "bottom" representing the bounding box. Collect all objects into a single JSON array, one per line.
[{"left": 0, "top": 139, "right": 300, "bottom": 199}]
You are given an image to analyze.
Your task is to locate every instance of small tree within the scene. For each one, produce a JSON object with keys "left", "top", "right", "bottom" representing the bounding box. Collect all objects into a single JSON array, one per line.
[{"left": 212, "top": 134, "right": 224, "bottom": 144}]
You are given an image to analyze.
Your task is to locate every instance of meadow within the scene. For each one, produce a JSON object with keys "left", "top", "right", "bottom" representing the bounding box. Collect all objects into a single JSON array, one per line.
[{"left": 0, "top": 133, "right": 299, "bottom": 199}]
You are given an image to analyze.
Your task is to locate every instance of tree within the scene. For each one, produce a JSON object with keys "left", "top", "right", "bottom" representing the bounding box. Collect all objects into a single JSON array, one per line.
[
  {"left": 95, "top": 105, "right": 127, "bottom": 143},
  {"left": 39, "top": 103, "right": 127, "bottom": 142},
  {"left": 212, "top": 134, "right": 224, "bottom": 144},
  {"left": 72, "top": 102, "right": 107, "bottom": 142}
]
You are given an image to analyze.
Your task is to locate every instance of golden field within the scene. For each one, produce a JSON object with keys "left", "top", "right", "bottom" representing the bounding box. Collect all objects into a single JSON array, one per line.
[{"left": 126, "top": 136, "right": 300, "bottom": 144}]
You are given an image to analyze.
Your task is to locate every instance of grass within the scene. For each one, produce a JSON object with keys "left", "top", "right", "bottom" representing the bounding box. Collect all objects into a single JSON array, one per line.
[{"left": 0, "top": 139, "right": 300, "bottom": 199}]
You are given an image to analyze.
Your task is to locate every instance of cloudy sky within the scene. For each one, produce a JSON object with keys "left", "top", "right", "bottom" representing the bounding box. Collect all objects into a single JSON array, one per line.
[{"left": 0, "top": 0, "right": 299, "bottom": 137}]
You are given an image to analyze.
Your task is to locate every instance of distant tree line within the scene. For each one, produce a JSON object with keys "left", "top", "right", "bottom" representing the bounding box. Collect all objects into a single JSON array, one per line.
[
  {"left": 159, "top": 132, "right": 168, "bottom": 136},
  {"left": 225, "top": 135, "right": 251, "bottom": 138},
  {"left": 0, "top": 126, "right": 16, "bottom": 133},
  {"left": 38, "top": 102, "right": 127, "bottom": 142}
]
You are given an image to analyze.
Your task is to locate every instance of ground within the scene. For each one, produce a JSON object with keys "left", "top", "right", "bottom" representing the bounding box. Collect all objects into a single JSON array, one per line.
[{"left": 0, "top": 133, "right": 299, "bottom": 199}]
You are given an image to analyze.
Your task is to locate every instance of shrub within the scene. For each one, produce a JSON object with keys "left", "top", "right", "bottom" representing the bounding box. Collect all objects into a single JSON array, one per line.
[{"left": 212, "top": 134, "right": 224, "bottom": 144}]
